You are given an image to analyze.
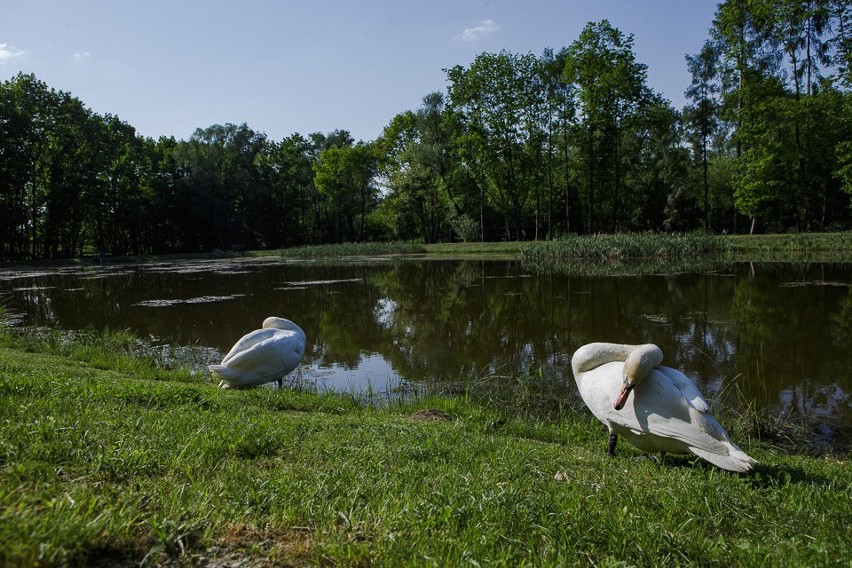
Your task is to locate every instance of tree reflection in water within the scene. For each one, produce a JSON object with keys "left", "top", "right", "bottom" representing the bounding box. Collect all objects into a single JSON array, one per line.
[{"left": 1, "top": 257, "right": 850, "bottom": 446}]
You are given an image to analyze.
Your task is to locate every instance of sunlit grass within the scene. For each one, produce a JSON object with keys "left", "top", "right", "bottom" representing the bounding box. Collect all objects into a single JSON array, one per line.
[
  {"left": 257, "top": 232, "right": 852, "bottom": 265},
  {"left": 521, "top": 232, "right": 723, "bottom": 261},
  {"left": 723, "top": 232, "right": 852, "bottom": 259},
  {"left": 516, "top": 231, "right": 852, "bottom": 272},
  {"left": 425, "top": 241, "right": 526, "bottom": 255},
  {"left": 7, "top": 232, "right": 850, "bottom": 267},
  {"left": 0, "top": 325, "right": 850, "bottom": 566},
  {"left": 271, "top": 241, "right": 427, "bottom": 259}
]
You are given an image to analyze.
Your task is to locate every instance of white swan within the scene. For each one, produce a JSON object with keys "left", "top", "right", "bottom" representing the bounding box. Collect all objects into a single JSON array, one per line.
[
  {"left": 209, "top": 317, "right": 306, "bottom": 389},
  {"left": 571, "top": 342, "right": 756, "bottom": 472}
]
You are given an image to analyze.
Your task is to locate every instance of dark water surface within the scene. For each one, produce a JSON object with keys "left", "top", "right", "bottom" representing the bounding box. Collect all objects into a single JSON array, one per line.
[{"left": 2, "top": 257, "right": 850, "bottom": 446}]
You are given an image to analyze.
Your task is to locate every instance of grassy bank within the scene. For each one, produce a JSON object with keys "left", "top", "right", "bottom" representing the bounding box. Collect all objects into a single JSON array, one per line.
[
  {"left": 263, "top": 241, "right": 428, "bottom": 259},
  {"left": 4, "top": 232, "right": 850, "bottom": 268},
  {"left": 722, "top": 232, "right": 852, "bottom": 258},
  {"left": 0, "top": 328, "right": 849, "bottom": 567},
  {"left": 254, "top": 232, "right": 852, "bottom": 263},
  {"left": 520, "top": 232, "right": 723, "bottom": 262},
  {"left": 519, "top": 231, "right": 852, "bottom": 268}
]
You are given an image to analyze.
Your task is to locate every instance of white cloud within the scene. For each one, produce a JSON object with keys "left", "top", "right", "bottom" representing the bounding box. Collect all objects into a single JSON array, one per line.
[
  {"left": 0, "top": 43, "right": 28, "bottom": 62},
  {"left": 458, "top": 19, "right": 499, "bottom": 42},
  {"left": 73, "top": 51, "right": 92, "bottom": 60}
]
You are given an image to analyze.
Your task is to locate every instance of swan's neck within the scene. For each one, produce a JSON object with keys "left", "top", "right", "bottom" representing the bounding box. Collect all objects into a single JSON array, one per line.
[
  {"left": 572, "top": 342, "right": 662, "bottom": 384},
  {"left": 623, "top": 344, "right": 663, "bottom": 384},
  {"left": 572, "top": 343, "right": 639, "bottom": 375}
]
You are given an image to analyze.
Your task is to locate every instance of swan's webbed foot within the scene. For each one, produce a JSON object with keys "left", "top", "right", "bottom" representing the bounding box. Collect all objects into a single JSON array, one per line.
[{"left": 607, "top": 433, "right": 618, "bottom": 457}]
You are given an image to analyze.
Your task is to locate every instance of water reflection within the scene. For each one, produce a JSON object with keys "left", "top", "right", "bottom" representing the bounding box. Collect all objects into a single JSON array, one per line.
[{"left": 1, "top": 258, "right": 850, "bottom": 444}]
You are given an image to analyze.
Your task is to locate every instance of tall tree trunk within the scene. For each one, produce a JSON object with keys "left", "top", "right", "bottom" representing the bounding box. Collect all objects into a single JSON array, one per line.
[
  {"left": 563, "top": 130, "right": 571, "bottom": 234},
  {"left": 613, "top": 125, "right": 621, "bottom": 232},
  {"left": 587, "top": 131, "right": 595, "bottom": 233},
  {"left": 703, "top": 137, "right": 709, "bottom": 230}
]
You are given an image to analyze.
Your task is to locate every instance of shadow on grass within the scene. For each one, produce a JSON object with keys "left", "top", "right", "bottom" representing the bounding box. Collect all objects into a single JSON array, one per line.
[{"left": 745, "top": 461, "right": 837, "bottom": 488}]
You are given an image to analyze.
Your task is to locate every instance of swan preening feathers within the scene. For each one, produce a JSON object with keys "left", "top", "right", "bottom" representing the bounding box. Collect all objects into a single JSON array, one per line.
[
  {"left": 209, "top": 317, "right": 306, "bottom": 389},
  {"left": 209, "top": 322, "right": 754, "bottom": 472},
  {"left": 571, "top": 342, "right": 756, "bottom": 472}
]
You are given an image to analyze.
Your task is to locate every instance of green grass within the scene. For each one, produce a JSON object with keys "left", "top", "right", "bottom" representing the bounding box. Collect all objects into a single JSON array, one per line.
[
  {"left": 424, "top": 241, "right": 527, "bottom": 256},
  {"left": 255, "top": 232, "right": 852, "bottom": 264},
  {"left": 266, "top": 241, "right": 428, "bottom": 259},
  {"left": 519, "top": 232, "right": 731, "bottom": 275},
  {"left": 723, "top": 232, "right": 852, "bottom": 258},
  {"left": 0, "top": 327, "right": 849, "bottom": 566},
  {"left": 520, "top": 232, "right": 724, "bottom": 262},
  {"left": 5, "top": 232, "right": 850, "bottom": 268}
]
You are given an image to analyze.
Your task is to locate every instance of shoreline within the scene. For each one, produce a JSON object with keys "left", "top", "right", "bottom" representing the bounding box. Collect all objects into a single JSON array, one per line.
[
  {"left": 0, "top": 325, "right": 850, "bottom": 565},
  {"left": 1, "top": 231, "right": 851, "bottom": 267}
]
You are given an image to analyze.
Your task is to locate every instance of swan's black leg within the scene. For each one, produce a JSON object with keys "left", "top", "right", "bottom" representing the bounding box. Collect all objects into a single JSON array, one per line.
[{"left": 607, "top": 434, "right": 618, "bottom": 457}]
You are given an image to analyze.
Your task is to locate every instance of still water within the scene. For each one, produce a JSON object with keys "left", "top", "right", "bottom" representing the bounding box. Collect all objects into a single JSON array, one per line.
[{"left": 2, "top": 257, "right": 850, "bottom": 446}]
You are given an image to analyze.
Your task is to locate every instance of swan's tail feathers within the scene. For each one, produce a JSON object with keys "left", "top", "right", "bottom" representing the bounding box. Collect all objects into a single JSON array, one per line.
[
  {"left": 690, "top": 443, "right": 757, "bottom": 473},
  {"left": 209, "top": 364, "right": 240, "bottom": 388}
]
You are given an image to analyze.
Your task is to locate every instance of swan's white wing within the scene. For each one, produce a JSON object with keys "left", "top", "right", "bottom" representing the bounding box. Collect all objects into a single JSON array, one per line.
[
  {"left": 223, "top": 332, "right": 302, "bottom": 371},
  {"left": 211, "top": 333, "right": 303, "bottom": 387},
  {"left": 221, "top": 328, "right": 279, "bottom": 365},
  {"left": 643, "top": 406, "right": 730, "bottom": 449},
  {"left": 632, "top": 369, "right": 696, "bottom": 422},
  {"left": 572, "top": 346, "right": 757, "bottom": 472},
  {"left": 646, "top": 411, "right": 756, "bottom": 471},
  {"left": 655, "top": 365, "right": 710, "bottom": 412},
  {"left": 614, "top": 369, "right": 721, "bottom": 444},
  {"left": 640, "top": 370, "right": 756, "bottom": 471}
]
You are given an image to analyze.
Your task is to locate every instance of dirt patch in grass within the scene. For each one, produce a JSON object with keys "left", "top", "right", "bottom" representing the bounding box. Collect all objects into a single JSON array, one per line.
[
  {"left": 408, "top": 408, "right": 454, "bottom": 422},
  {"left": 196, "top": 525, "right": 314, "bottom": 568}
]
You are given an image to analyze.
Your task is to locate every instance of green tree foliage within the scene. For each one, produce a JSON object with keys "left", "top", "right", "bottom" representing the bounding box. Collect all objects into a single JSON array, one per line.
[
  {"left": 173, "top": 123, "right": 267, "bottom": 250},
  {"left": 447, "top": 51, "right": 549, "bottom": 240},
  {"left": 708, "top": 0, "right": 852, "bottom": 233},
  {"left": 313, "top": 142, "right": 378, "bottom": 242},
  {"left": 1, "top": 74, "right": 59, "bottom": 258},
  {"left": 2, "top": 5, "right": 851, "bottom": 260},
  {"left": 563, "top": 21, "right": 654, "bottom": 233},
  {"left": 254, "top": 134, "right": 316, "bottom": 248},
  {"left": 0, "top": 73, "right": 130, "bottom": 258},
  {"left": 146, "top": 135, "right": 191, "bottom": 253},
  {"left": 378, "top": 93, "right": 459, "bottom": 243},
  {"left": 624, "top": 100, "right": 692, "bottom": 231},
  {"left": 832, "top": 0, "right": 852, "bottom": 199},
  {"left": 684, "top": 41, "right": 723, "bottom": 230},
  {"left": 539, "top": 47, "right": 578, "bottom": 236}
]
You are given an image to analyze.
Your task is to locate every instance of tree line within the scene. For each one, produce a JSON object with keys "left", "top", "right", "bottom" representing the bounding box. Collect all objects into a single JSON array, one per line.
[{"left": 2, "top": 0, "right": 851, "bottom": 260}]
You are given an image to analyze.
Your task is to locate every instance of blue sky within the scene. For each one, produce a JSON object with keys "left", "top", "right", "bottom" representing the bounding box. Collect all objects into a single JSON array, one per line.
[{"left": 1, "top": 1, "right": 720, "bottom": 143}]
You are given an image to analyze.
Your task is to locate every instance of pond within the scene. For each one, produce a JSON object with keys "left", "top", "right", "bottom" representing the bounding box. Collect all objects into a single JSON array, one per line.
[{"left": 2, "top": 256, "right": 850, "bottom": 448}]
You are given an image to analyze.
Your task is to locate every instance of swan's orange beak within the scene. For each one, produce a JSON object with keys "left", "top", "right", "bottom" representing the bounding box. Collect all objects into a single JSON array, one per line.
[{"left": 614, "top": 379, "right": 634, "bottom": 410}]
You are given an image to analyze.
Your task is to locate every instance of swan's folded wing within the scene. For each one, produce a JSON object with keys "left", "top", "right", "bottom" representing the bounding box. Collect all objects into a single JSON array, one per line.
[
  {"left": 638, "top": 370, "right": 698, "bottom": 424},
  {"left": 656, "top": 366, "right": 709, "bottom": 412},
  {"left": 645, "top": 404, "right": 727, "bottom": 441},
  {"left": 653, "top": 410, "right": 756, "bottom": 471},
  {"left": 223, "top": 334, "right": 303, "bottom": 372},
  {"left": 643, "top": 372, "right": 722, "bottom": 440},
  {"left": 221, "top": 328, "right": 278, "bottom": 364},
  {"left": 220, "top": 335, "right": 285, "bottom": 369}
]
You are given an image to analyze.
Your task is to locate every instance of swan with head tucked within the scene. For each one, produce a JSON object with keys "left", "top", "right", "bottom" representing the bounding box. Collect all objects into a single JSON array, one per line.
[
  {"left": 209, "top": 317, "right": 306, "bottom": 389},
  {"left": 571, "top": 342, "right": 756, "bottom": 472}
]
